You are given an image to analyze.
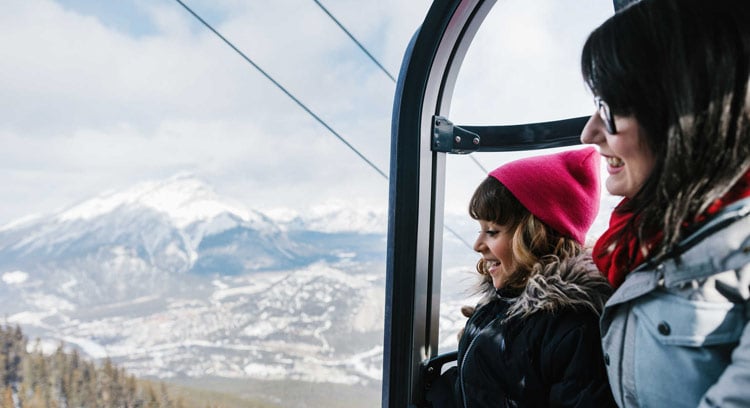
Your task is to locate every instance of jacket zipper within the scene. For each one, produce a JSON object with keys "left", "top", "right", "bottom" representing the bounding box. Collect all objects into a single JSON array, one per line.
[
  {"left": 459, "top": 333, "right": 481, "bottom": 408},
  {"left": 459, "top": 312, "right": 505, "bottom": 408}
]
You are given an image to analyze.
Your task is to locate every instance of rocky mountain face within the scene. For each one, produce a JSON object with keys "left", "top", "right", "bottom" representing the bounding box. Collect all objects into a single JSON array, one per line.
[{"left": 0, "top": 174, "right": 389, "bottom": 389}]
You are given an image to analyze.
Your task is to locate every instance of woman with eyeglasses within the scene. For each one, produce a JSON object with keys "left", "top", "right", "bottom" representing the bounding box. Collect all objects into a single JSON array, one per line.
[{"left": 580, "top": 0, "right": 750, "bottom": 406}]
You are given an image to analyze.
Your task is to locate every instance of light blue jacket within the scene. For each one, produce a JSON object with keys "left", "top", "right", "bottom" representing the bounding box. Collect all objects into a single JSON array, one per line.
[{"left": 601, "top": 197, "right": 750, "bottom": 408}]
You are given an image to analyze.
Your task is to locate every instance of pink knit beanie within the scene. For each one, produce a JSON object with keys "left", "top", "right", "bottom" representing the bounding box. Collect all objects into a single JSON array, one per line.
[{"left": 488, "top": 147, "right": 601, "bottom": 244}]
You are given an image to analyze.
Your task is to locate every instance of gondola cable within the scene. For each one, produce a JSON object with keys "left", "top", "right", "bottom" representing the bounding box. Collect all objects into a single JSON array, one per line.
[
  {"left": 312, "top": 0, "right": 396, "bottom": 82},
  {"left": 312, "top": 0, "right": 490, "bottom": 176},
  {"left": 173, "top": 0, "right": 388, "bottom": 180},
  {"left": 311, "top": 0, "right": 480, "bottom": 249},
  {"left": 173, "top": 0, "right": 474, "bottom": 251}
]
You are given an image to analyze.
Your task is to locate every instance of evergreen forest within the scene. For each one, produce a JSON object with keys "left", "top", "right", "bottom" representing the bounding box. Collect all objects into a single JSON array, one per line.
[{"left": 0, "top": 324, "right": 191, "bottom": 408}]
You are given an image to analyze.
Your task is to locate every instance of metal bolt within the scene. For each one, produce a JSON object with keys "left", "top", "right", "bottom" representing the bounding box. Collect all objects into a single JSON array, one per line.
[
  {"left": 473, "top": 137, "right": 480, "bottom": 145},
  {"left": 454, "top": 136, "right": 462, "bottom": 143}
]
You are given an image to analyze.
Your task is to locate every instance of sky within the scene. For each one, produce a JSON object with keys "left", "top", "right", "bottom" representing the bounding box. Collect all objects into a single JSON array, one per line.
[{"left": 0, "top": 0, "right": 616, "bottom": 245}]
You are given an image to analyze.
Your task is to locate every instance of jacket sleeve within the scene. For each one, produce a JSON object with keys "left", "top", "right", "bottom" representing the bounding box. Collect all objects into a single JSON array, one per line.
[
  {"left": 425, "top": 366, "right": 459, "bottom": 408},
  {"left": 699, "top": 319, "right": 750, "bottom": 408},
  {"left": 546, "top": 318, "right": 617, "bottom": 407}
]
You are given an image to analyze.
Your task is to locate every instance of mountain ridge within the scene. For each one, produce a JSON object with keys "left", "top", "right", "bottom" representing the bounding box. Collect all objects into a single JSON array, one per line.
[{"left": 0, "top": 173, "right": 390, "bottom": 388}]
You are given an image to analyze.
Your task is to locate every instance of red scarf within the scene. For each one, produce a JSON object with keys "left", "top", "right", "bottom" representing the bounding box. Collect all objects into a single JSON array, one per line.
[{"left": 593, "top": 170, "right": 750, "bottom": 288}]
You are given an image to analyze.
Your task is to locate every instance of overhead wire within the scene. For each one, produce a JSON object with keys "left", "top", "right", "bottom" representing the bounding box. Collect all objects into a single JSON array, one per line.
[
  {"left": 312, "top": 0, "right": 478, "bottom": 250},
  {"left": 311, "top": 0, "right": 489, "bottom": 177},
  {"left": 173, "top": 0, "right": 474, "bottom": 251},
  {"left": 312, "top": 0, "right": 396, "bottom": 82},
  {"left": 173, "top": 0, "right": 388, "bottom": 180}
]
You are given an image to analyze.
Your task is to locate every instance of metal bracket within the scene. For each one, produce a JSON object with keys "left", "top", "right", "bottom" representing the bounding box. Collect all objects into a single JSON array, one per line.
[{"left": 432, "top": 115, "right": 480, "bottom": 154}]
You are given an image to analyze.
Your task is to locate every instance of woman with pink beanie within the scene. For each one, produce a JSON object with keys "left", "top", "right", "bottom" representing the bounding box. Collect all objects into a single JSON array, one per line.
[{"left": 428, "top": 147, "right": 616, "bottom": 407}]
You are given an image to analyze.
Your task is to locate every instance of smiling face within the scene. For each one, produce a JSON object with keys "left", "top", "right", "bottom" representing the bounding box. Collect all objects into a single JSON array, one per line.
[
  {"left": 580, "top": 111, "right": 656, "bottom": 199},
  {"left": 473, "top": 220, "right": 516, "bottom": 289}
]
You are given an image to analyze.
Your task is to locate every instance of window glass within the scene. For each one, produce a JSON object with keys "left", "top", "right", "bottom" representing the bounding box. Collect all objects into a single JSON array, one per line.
[
  {"left": 0, "top": 1, "right": 431, "bottom": 406},
  {"left": 439, "top": 0, "right": 616, "bottom": 353}
]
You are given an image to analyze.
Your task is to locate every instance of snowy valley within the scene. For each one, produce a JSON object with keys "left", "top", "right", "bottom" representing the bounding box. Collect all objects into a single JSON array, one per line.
[{"left": 0, "top": 175, "right": 393, "bottom": 404}]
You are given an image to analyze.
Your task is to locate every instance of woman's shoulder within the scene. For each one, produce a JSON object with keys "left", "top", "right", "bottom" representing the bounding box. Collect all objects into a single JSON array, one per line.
[{"left": 655, "top": 200, "right": 750, "bottom": 297}]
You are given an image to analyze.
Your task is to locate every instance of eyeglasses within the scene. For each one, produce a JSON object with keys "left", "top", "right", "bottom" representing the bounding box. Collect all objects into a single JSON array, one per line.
[{"left": 594, "top": 96, "right": 617, "bottom": 134}]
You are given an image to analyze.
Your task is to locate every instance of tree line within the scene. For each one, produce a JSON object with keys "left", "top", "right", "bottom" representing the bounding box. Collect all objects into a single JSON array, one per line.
[{"left": 0, "top": 323, "right": 195, "bottom": 408}]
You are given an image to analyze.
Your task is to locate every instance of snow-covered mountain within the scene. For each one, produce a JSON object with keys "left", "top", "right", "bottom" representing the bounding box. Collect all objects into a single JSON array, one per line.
[
  {"left": 0, "top": 174, "right": 386, "bottom": 303},
  {"left": 0, "top": 174, "right": 389, "bottom": 393}
]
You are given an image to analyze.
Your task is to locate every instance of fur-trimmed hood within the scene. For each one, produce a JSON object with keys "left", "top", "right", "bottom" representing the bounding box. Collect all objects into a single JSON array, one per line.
[{"left": 478, "top": 253, "right": 613, "bottom": 322}]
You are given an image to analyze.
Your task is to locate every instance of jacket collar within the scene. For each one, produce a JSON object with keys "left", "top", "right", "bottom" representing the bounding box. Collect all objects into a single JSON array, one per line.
[
  {"left": 479, "top": 253, "right": 612, "bottom": 321},
  {"left": 607, "top": 197, "right": 750, "bottom": 307}
]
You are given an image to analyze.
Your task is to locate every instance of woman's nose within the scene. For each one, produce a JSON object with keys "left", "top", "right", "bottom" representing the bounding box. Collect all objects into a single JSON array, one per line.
[
  {"left": 580, "top": 113, "right": 604, "bottom": 145},
  {"left": 473, "top": 237, "right": 484, "bottom": 253}
]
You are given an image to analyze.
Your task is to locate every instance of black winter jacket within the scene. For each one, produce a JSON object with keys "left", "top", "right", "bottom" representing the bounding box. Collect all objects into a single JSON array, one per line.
[{"left": 429, "top": 254, "right": 616, "bottom": 408}]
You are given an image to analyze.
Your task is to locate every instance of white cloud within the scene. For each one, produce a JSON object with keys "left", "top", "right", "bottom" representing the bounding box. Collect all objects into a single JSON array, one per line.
[
  {"left": 2, "top": 270, "right": 29, "bottom": 285},
  {"left": 0, "top": 0, "right": 615, "bottom": 249},
  {"left": 0, "top": 0, "right": 431, "bottom": 225}
]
